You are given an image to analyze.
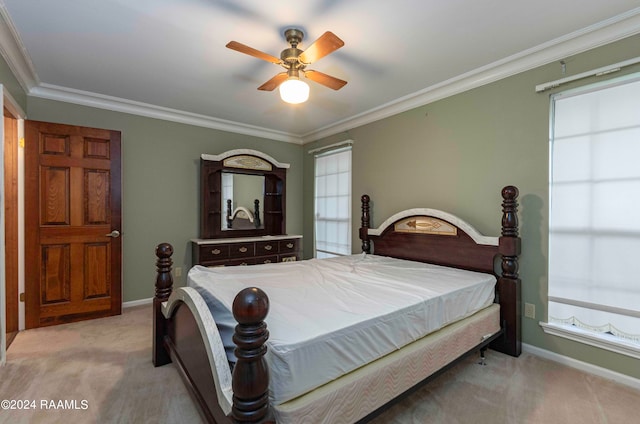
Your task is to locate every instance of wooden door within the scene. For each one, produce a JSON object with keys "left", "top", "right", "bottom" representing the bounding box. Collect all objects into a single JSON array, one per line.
[
  {"left": 4, "top": 110, "right": 18, "bottom": 345},
  {"left": 25, "top": 121, "right": 122, "bottom": 328}
]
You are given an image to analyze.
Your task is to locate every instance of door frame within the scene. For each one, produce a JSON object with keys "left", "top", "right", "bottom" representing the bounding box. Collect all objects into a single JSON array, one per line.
[
  {"left": 1, "top": 86, "right": 26, "bottom": 366},
  {"left": 4, "top": 104, "right": 18, "bottom": 348}
]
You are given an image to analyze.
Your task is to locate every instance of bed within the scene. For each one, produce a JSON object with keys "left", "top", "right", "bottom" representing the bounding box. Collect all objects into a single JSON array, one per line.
[{"left": 153, "top": 185, "right": 521, "bottom": 423}]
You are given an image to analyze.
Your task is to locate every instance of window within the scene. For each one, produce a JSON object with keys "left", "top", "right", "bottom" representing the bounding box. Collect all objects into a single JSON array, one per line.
[
  {"left": 314, "top": 147, "right": 352, "bottom": 258},
  {"left": 545, "top": 73, "right": 640, "bottom": 357}
]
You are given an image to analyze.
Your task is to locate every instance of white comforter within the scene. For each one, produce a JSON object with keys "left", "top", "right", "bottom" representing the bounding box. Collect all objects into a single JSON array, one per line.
[{"left": 188, "top": 253, "right": 495, "bottom": 405}]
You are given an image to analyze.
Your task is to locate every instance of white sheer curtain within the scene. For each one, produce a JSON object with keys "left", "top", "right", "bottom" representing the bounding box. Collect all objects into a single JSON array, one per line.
[
  {"left": 314, "top": 148, "right": 352, "bottom": 258},
  {"left": 548, "top": 74, "right": 640, "bottom": 344}
]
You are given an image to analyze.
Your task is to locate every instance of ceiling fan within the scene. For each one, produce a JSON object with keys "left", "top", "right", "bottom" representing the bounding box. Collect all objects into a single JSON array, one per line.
[{"left": 226, "top": 29, "right": 347, "bottom": 103}]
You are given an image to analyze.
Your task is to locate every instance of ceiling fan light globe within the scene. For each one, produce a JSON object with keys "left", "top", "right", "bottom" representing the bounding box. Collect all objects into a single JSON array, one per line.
[{"left": 279, "top": 78, "right": 309, "bottom": 104}]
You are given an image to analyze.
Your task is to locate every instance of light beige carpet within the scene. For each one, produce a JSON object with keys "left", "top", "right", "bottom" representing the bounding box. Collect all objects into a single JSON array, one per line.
[
  {"left": 1, "top": 305, "right": 638, "bottom": 424},
  {"left": 0, "top": 305, "right": 200, "bottom": 424}
]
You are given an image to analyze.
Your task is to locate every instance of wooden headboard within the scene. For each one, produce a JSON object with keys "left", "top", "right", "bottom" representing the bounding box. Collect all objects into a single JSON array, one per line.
[{"left": 359, "top": 185, "right": 521, "bottom": 356}]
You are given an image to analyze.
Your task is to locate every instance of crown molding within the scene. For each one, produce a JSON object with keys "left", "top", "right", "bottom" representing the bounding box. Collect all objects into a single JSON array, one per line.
[
  {"left": 1, "top": 3, "right": 638, "bottom": 145},
  {"left": 0, "top": 2, "right": 38, "bottom": 92},
  {"left": 301, "top": 7, "right": 640, "bottom": 143},
  {"left": 29, "top": 83, "right": 303, "bottom": 144}
]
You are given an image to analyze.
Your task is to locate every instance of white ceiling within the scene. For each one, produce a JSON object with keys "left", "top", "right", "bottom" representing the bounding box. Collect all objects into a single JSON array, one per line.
[{"left": 2, "top": 1, "right": 640, "bottom": 143}]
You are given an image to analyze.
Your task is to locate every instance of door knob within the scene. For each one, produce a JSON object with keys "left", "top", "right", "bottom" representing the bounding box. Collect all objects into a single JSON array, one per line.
[{"left": 106, "top": 230, "right": 121, "bottom": 238}]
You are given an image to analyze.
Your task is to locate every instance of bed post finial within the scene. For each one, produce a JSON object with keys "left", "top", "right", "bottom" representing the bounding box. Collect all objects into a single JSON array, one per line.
[
  {"left": 155, "top": 243, "right": 174, "bottom": 300},
  {"left": 360, "top": 194, "right": 371, "bottom": 253},
  {"left": 231, "top": 287, "right": 272, "bottom": 423},
  {"left": 153, "top": 242, "right": 173, "bottom": 366},
  {"left": 501, "top": 185, "right": 519, "bottom": 238},
  {"left": 254, "top": 199, "right": 261, "bottom": 228},
  {"left": 494, "top": 186, "right": 522, "bottom": 357}
]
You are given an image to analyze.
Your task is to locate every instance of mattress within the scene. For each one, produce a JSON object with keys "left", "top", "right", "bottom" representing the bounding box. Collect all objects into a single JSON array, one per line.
[{"left": 187, "top": 253, "right": 496, "bottom": 405}]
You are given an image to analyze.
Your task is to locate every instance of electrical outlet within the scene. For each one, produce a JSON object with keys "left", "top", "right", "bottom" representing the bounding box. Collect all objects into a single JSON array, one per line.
[
  {"left": 174, "top": 267, "right": 182, "bottom": 278},
  {"left": 524, "top": 302, "right": 536, "bottom": 319}
]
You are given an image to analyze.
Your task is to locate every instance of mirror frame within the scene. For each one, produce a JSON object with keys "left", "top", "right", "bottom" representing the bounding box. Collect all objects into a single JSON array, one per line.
[{"left": 200, "top": 149, "right": 289, "bottom": 239}]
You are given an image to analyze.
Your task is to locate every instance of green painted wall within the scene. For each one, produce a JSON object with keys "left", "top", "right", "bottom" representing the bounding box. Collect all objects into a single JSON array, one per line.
[
  {"left": 27, "top": 98, "right": 304, "bottom": 302},
  {"left": 304, "top": 34, "right": 640, "bottom": 379},
  {"left": 2, "top": 29, "right": 638, "bottom": 380},
  {"left": 0, "top": 53, "right": 27, "bottom": 111}
]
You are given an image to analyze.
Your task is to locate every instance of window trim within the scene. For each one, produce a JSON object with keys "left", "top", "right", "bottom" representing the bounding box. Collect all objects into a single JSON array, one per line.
[
  {"left": 313, "top": 145, "right": 352, "bottom": 258},
  {"left": 540, "top": 322, "right": 640, "bottom": 359},
  {"left": 543, "top": 71, "right": 640, "bottom": 358}
]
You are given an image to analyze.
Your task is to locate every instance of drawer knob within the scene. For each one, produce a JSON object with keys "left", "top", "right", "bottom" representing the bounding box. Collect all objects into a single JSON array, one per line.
[
  {"left": 264, "top": 245, "right": 273, "bottom": 251},
  {"left": 211, "top": 248, "right": 221, "bottom": 255},
  {"left": 239, "top": 246, "right": 248, "bottom": 253},
  {"left": 286, "top": 243, "right": 294, "bottom": 249}
]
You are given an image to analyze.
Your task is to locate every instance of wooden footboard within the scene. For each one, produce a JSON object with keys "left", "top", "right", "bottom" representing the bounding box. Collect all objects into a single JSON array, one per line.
[
  {"left": 153, "top": 185, "right": 521, "bottom": 423},
  {"left": 153, "top": 245, "right": 273, "bottom": 423}
]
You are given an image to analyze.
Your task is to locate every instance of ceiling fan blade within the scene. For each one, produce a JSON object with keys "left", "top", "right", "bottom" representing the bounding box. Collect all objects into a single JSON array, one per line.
[
  {"left": 258, "top": 72, "right": 288, "bottom": 91},
  {"left": 304, "top": 70, "right": 347, "bottom": 90},
  {"left": 298, "top": 32, "right": 344, "bottom": 64},
  {"left": 226, "top": 41, "right": 281, "bottom": 64}
]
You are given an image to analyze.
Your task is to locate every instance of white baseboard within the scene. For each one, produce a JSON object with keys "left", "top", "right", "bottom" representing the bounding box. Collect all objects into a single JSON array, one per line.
[
  {"left": 522, "top": 343, "right": 640, "bottom": 391},
  {"left": 122, "top": 297, "right": 153, "bottom": 308}
]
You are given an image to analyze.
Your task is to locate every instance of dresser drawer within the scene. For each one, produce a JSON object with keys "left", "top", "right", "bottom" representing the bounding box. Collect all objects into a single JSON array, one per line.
[
  {"left": 198, "top": 244, "right": 229, "bottom": 262},
  {"left": 193, "top": 236, "right": 302, "bottom": 268},
  {"left": 228, "top": 242, "right": 255, "bottom": 258},
  {"left": 279, "top": 239, "right": 299, "bottom": 253},
  {"left": 279, "top": 253, "right": 299, "bottom": 263},
  {"left": 256, "top": 255, "right": 279, "bottom": 265},
  {"left": 227, "top": 257, "right": 256, "bottom": 267},
  {"left": 256, "top": 240, "right": 278, "bottom": 255}
]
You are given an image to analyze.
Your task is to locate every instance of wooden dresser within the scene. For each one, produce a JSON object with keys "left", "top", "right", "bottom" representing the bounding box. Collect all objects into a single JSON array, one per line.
[{"left": 192, "top": 235, "right": 302, "bottom": 267}]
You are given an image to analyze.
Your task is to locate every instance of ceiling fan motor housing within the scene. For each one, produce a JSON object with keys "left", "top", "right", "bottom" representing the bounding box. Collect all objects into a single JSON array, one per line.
[
  {"left": 282, "top": 29, "right": 304, "bottom": 65},
  {"left": 281, "top": 47, "right": 303, "bottom": 64}
]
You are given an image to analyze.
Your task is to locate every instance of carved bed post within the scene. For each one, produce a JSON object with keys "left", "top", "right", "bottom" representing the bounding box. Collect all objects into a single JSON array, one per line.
[
  {"left": 227, "top": 199, "right": 233, "bottom": 229},
  {"left": 360, "top": 194, "right": 371, "bottom": 253},
  {"left": 153, "top": 242, "right": 174, "bottom": 366},
  {"left": 231, "top": 288, "right": 272, "bottom": 424},
  {"left": 254, "top": 199, "right": 261, "bottom": 229},
  {"left": 493, "top": 186, "right": 522, "bottom": 357}
]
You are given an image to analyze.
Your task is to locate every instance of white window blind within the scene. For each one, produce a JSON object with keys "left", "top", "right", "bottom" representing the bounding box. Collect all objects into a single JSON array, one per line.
[
  {"left": 314, "top": 147, "right": 351, "bottom": 258},
  {"left": 548, "top": 73, "right": 640, "bottom": 348}
]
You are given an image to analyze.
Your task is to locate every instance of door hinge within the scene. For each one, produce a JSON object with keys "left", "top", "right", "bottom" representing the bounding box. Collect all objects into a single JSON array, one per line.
[{"left": 20, "top": 292, "right": 25, "bottom": 302}]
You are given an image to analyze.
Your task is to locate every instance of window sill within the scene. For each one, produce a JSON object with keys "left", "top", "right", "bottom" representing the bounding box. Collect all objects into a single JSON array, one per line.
[{"left": 540, "top": 321, "right": 640, "bottom": 360}]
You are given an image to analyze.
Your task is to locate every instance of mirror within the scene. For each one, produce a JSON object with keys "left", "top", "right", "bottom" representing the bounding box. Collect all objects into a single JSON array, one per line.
[
  {"left": 200, "top": 149, "right": 289, "bottom": 239},
  {"left": 222, "top": 172, "right": 265, "bottom": 231}
]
